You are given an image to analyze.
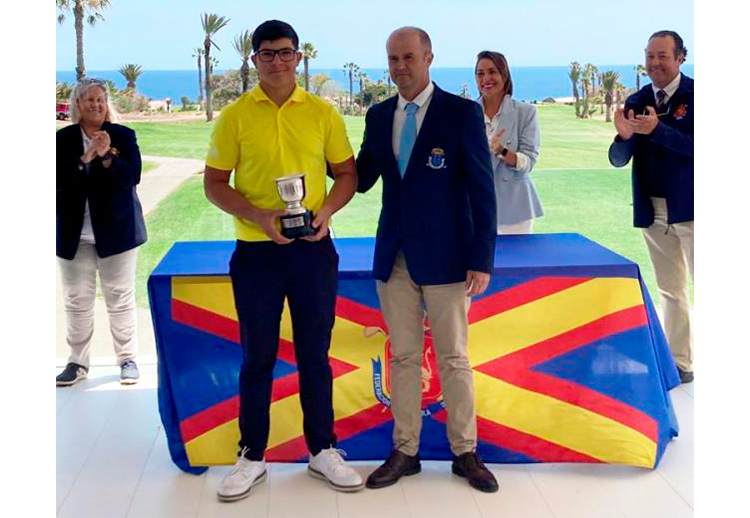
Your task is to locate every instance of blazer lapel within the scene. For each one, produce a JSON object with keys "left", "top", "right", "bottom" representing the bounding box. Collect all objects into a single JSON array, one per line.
[
  {"left": 671, "top": 73, "right": 693, "bottom": 102},
  {"left": 496, "top": 95, "right": 517, "bottom": 147},
  {"left": 73, "top": 123, "right": 84, "bottom": 155},
  {"left": 659, "top": 74, "right": 692, "bottom": 120},
  {"left": 404, "top": 84, "right": 443, "bottom": 178},
  {"left": 639, "top": 88, "right": 656, "bottom": 114},
  {"left": 382, "top": 96, "right": 399, "bottom": 174}
]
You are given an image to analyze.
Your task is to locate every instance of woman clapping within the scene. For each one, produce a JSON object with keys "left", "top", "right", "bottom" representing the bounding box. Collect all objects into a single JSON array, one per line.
[{"left": 56, "top": 78, "right": 147, "bottom": 386}]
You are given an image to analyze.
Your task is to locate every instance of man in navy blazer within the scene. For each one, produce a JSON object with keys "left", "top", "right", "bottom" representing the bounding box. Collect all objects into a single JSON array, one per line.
[
  {"left": 609, "top": 30, "right": 694, "bottom": 383},
  {"left": 356, "top": 27, "right": 498, "bottom": 492}
]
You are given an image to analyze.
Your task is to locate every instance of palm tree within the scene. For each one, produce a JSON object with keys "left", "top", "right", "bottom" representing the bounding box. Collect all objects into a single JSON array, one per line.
[
  {"left": 103, "top": 79, "right": 118, "bottom": 96},
  {"left": 634, "top": 64, "right": 647, "bottom": 91},
  {"left": 615, "top": 81, "right": 627, "bottom": 110},
  {"left": 343, "top": 62, "right": 359, "bottom": 108},
  {"left": 193, "top": 47, "right": 204, "bottom": 107},
  {"left": 588, "top": 64, "right": 599, "bottom": 95},
  {"left": 208, "top": 56, "right": 220, "bottom": 100},
  {"left": 233, "top": 30, "right": 253, "bottom": 93},
  {"left": 581, "top": 63, "right": 598, "bottom": 119},
  {"left": 311, "top": 74, "right": 329, "bottom": 96},
  {"left": 383, "top": 70, "right": 392, "bottom": 97},
  {"left": 602, "top": 70, "right": 620, "bottom": 122},
  {"left": 57, "top": 81, "right": 74, "bottom": 102},
  {"left": 201, "top": 12, "right": 230, "bottom": 121},
  {"left": 119, "top": 64, "right": 143, "bottom": 90},
  {"left": 56, "top": 0, "right": 111, "bottom": 81},
  {"left": 357, "top": 70, "right": 368, "bottom": 113},
  {"left": 580, "top": 75, "right": 590, "bottom": 118},
  {"left": 568, "top": 62, "right": 581, "bottom": 117},
  {"left": 301, "top": 43, "right": 318, "bottom": 92}
]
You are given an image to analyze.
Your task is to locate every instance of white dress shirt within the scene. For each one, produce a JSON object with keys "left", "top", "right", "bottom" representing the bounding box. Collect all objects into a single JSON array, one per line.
[
  {"left": 80, "top": 128, "right": 95, "bottom": 244},
  {"left": 392, "top": 81, "right": 435, "bottom": 161},
  {"left": 651, "top": 72, "right": 681, "bottom": 106}
]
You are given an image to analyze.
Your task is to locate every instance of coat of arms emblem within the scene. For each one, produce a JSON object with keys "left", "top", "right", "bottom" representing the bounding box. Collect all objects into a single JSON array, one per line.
[
  {"left": 367, "top": 318, "right": 444, "bottom": 414},
  {"left": 426, "top": 148, "right": 447, "bottom": 170}
]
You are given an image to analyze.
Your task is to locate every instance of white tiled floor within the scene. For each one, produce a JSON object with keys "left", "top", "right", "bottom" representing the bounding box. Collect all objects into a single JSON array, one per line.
[{"left": 56, "top": 364, "right": 694, "bottom": 518}]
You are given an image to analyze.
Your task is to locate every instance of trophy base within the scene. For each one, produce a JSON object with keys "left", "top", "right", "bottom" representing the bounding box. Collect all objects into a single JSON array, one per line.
[{"left": 280, "top": 211, "right": 315, "bottom": 239}]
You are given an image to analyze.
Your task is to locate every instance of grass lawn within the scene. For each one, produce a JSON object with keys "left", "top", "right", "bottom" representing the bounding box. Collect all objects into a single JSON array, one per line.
[
  {"left": 141, "top": 161, "right": 157, "bottom": 174},
  {"left": 131, "top": 105, "right": 687, "bottom": 308},
  {"left": 129, "top": 115, "right": 366, "bottom": 160},
  {"left": 129, "top": 120, "right": 215, "bottom": 159}
]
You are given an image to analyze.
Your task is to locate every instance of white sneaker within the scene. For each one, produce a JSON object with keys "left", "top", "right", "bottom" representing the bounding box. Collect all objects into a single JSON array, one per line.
[
  {"left": 308, "top": 448, "right": 364, "bottom": 492},
  {"left": 217, "top": 451, "right": 267, "bottom": 502}
]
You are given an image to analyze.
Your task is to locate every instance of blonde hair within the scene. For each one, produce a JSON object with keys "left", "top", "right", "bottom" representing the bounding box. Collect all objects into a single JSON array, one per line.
[{"left": 69, "top": 78, "right": 119, "bottom": 124}]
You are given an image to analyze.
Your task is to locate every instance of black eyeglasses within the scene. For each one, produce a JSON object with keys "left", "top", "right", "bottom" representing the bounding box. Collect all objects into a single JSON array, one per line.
[{"left": 254, "top": 48, "right": 297, "bottom": 62}]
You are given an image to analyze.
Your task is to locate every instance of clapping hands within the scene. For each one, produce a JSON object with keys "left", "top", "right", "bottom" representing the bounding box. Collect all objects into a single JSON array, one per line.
[
  {"left": 82, "top": 130, "right": 112, "bottom": 163},
  {"left": 614, "top": 106, "right": 660, "bottom": 140}
]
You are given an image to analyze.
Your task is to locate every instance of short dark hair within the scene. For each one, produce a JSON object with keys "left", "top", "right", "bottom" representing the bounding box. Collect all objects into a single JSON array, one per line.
[
  {"left": 475, "top": 50, "right": 514, "bottom": 98},
  {"left": 252, "top": 20, "right": 299, "bottom": 51},
  {"left": 649, "top": 30, "right": 688, "bottom": 59}
]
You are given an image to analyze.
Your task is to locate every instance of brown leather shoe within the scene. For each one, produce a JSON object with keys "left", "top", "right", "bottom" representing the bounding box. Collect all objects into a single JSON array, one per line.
[
  {"left": 366, "top": 450, "right": 421, "bottom": 489},
  {"left": 452, "top": 452, "right": 499, "bottom": 493}
]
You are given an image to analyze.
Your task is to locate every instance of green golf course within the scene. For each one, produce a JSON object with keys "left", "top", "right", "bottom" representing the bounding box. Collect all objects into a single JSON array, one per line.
[{"left": 130, "top": 104, "right": 684, "bottom": 308}]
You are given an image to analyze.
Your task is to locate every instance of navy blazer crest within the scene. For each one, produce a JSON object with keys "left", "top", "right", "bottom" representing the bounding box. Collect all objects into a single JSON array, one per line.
[{"left": 356, "top": 84, "right": 497, "bottom": 285}]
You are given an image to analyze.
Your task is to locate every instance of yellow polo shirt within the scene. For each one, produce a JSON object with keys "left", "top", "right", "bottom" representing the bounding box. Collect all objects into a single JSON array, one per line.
[{"left": 206, "top": 84, "right": 353, "bottom": 241}]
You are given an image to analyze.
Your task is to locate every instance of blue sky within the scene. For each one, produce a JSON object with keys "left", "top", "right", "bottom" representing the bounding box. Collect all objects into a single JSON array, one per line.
[{"left": 55, "top": 0, "right": 694, "bottom": 70}]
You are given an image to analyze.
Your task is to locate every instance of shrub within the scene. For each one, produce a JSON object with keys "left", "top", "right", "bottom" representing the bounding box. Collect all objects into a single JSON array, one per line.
[
  {"left": 339, "top": 104, "right": 359, "bottom": 116},
  {"left": 114, "top": 90, "right": 149, "bottom": 113}
]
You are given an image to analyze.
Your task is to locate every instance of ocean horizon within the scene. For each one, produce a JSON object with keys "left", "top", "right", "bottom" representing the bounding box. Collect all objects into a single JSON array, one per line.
[{"left": 56, "top": 64, "right": 694, "bottom": 105}]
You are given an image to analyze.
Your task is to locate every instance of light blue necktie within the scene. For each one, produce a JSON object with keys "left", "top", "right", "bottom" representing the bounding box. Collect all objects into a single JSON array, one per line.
[{"left": 398, "top": 102, "right": 419, "bottom": 177}]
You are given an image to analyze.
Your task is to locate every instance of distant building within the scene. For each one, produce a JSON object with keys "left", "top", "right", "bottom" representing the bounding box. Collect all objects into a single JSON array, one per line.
[{"left": 148, "top": 99, "right": 170, "bottom": 111}]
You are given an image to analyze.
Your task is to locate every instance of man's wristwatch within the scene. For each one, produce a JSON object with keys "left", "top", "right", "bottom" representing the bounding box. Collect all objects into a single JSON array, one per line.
[{"left": 496, "top": 146, "right": 509, "bottom": 158}]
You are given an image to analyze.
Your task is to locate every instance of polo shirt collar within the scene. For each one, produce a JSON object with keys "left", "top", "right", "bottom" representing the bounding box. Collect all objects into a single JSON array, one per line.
[
  {"left": 249, "top": 84, "right": 307, "bottom": 104},
  {"left": 289, "top": 85, "right": 307, "bottom": 103}
]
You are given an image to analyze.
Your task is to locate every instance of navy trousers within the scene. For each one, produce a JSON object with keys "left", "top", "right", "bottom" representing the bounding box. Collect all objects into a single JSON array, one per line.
[{"left": 229, "top": 236, "right": 339, "bottom": 460}]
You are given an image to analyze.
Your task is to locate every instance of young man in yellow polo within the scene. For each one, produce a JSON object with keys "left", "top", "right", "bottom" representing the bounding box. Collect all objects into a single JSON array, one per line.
[{"left": 203, "top": 19, "right": 362, "bottom": 501}]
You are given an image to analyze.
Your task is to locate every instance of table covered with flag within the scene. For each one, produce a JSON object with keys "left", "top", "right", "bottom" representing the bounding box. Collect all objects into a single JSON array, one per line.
[{"left": 148, "top": 233, "right": 680, "bottom": 475}]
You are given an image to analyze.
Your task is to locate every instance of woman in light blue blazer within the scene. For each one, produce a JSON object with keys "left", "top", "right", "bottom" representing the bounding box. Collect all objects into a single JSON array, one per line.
[{"left": 475, "top": 51, "right": 543, "bottom": 234}]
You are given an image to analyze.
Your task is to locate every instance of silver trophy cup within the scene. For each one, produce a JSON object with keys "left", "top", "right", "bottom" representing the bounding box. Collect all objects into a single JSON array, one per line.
[{"left": 275, "top": 174, "right": 315, "bottom": 238}]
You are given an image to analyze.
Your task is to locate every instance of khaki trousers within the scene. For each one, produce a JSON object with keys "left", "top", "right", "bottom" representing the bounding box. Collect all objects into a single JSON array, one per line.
[
  {"left": 643, "top": 197, "right": 694, "bottom": 371},
  {"left": 376, "top": 252, "right": 476, "bottom": 456},
  {"left": 58, "top": 243, "right": 139, "bottom": 368}
]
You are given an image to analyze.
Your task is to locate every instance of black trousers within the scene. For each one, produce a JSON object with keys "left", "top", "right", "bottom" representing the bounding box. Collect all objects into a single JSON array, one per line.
[{"left": 229, "top": 236, "right": 339, "bottom": 460}]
